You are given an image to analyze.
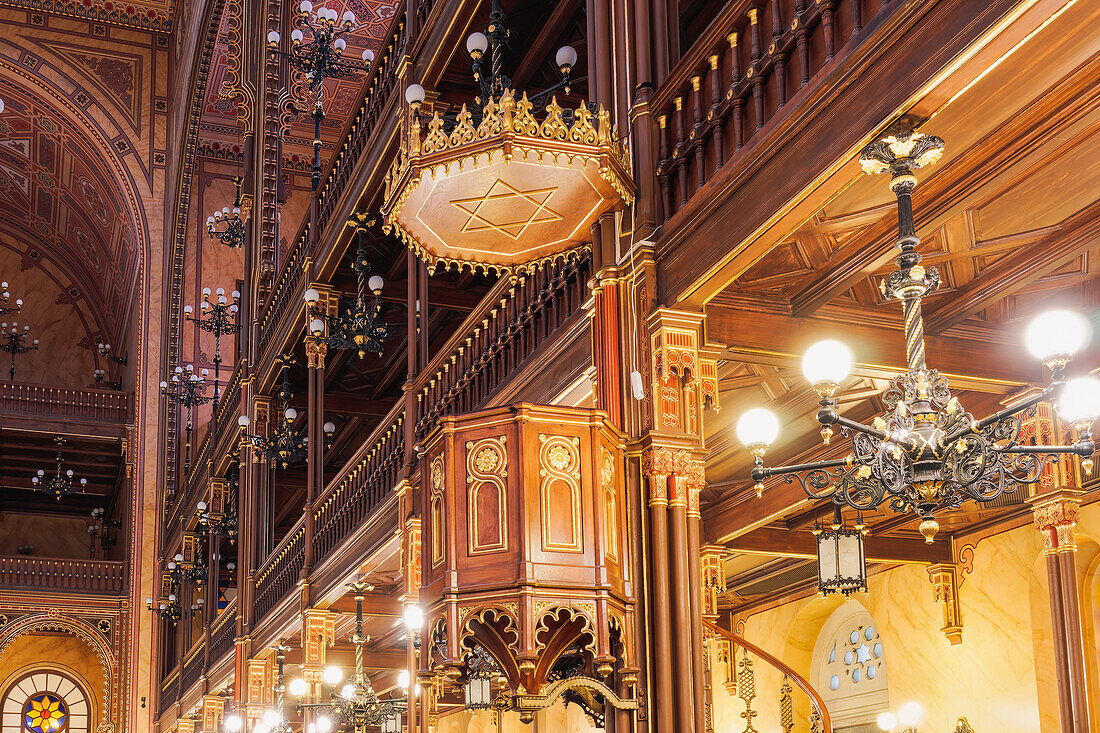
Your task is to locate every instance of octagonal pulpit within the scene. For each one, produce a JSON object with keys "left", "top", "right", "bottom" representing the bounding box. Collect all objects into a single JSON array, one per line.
[{"left": 419, "top": 404, "right": 637, "bottom": 719}]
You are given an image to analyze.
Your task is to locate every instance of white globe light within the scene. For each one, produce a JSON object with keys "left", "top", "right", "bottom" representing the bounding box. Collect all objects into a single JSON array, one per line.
[
  {"left": 291, "top": 28, "right": 304, "bottom": 43},
  {"left": 736, "top": 408, "right": 780, "bottom": 448},
  {"left": 405, "top": 84, "right": 426, "bottom": 105},
  {"left": 898, "top": 702, "right": 922, "bottom": 727},
  {"left": 876, "top": 712, "right": 898, "bottom": 731},
  {"left": 310, "top": 318, "right": 325, "bottom": 334},
  {"left": 341, "top": 10, "right": 355, "bottom": 23},
  {"left": 304, "top": 287, "right": 320, "bottom": 304},
  {"left": 197, "top": 501, "right": 207, "bottom": 511},
  {"left": 340, "top": 683, "right": 356, "bottom": 699},
  {"left": 223, "top": 714, "right": 243, "bottom": 732},
  {"left": 1026, "top": 309, "right": 1090, "bottom": 362},
  {"left": 289, "top": 677, "right": 308, "bottom": 697},
  {"left": 362, "top": 49, "right": 375, "bottom": 62},
  {"left": 0, "top": 99, "right": 5, "bottom": 114},
  {"left": 323, "top": 665, "right": 343, "bottom": 685},
  {"left": 404, "top": 604, "right": 424, "bottom": 630},
  {"left": 466, "top": 31, "right": 488, "bottom": 55},
  {"left": 267, "top": 30, "right": 280, "bottom": 44},
  {"left": 238, "top": 415, "right": 250, "bottom": 428},
  {"left": 298, "top": 0, "right": 311, "bottom": 12},
  {"left": 368, "top": 275, "right": 384, "bottom": 292},
  {"left": 261, "top": 710, "right": 280, "bottom": 726},
  {"left": 323, "top": 421, "right": 336, "bottom": 434},
  {"left": 1058, "top": 376, "right": 1100, "bottom": 426},
  {"left": 285, "top": 407, "right": 298, "bottom": 420},
  {"left": 316, "top": 716, "right": 333, "bottom": 733},
  {"left": 802, "top": 339, "right": 853, "bottom": 386},
  {"left": 555, "top": 45, "right": 578, "bottom": 69},
  {"left": 398, "top": 670, "right": 410, "bottom": 689},
  {"left": 333, "top": 37, "right": 346, "bottom": 51}
]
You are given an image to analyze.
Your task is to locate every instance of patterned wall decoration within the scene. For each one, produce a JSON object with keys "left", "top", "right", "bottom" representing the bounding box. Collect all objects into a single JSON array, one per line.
[{"left": 0, "top": 83, "right": 141, "bottom": 345}]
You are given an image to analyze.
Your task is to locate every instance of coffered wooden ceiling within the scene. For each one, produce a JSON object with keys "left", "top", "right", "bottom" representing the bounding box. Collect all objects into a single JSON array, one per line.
[{"left": 698, "top": 0, "right": 1100, "bottom": 608}]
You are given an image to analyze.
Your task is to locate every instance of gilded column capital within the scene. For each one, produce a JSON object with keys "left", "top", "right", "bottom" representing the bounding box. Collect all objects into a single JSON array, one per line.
[
  {"left": 926, "top": 563, "right": 963, "bottom": 645},
  {"left": 1028, "top": 489, "right": 1083, "bottom": 555},
  {"left": 305, "top": 337, "right": 328, "bottom": 369}
]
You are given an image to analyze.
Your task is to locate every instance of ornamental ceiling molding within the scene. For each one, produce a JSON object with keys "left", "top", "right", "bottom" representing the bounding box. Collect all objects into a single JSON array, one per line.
[{"left": 0, "top": 0, "right": 175, "bottom": 31}]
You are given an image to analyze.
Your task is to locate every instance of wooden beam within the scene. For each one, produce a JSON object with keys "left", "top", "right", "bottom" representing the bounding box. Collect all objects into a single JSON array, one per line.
[
  {"left": 925, "top": 200, "right": 1100, "bottom": 334},
  {"left": 291, "top": 392, "right": 393, "bottom": 418},
  {"left": 723, "top": 526, "right": 951, "bottom": 564}
]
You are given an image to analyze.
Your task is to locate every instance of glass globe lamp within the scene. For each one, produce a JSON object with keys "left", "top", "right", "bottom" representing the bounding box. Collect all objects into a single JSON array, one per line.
[
  {"left": 877, "top": 712, "right": 898, "bottom": 731},
  {"left": 802, "top": 339, "right": 852, "bottom": 395},
  {"left": 1026, "top": 309, "right": 1090, "bottom": 368},
  {"left": 736, "top": 408, "right": 779, "bottom": 450},
  {"left": 898, "top": 702, "right": 923, "bottom": 728},
  {"left": 323, "top": 665, "right": 343, "bottom": 685},
  {"left": 288, "top": 677, "right": 308, "bottom": 697},
  {"left": 1058, "top": 376, "right": 1100, "bottom": 429}
]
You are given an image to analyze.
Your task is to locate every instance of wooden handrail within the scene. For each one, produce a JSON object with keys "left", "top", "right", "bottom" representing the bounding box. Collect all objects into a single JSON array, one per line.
[{"left": 704, "top": 619, "right": 832, "bottom": 732}]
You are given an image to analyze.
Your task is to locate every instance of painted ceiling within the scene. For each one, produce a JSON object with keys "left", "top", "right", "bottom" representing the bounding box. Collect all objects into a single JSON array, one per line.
[{"left": 0, "top": 85, "right": 140, "bottom": 336}]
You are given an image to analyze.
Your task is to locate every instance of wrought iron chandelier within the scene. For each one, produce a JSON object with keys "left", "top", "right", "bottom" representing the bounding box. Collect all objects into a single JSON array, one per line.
[
  {"left": 166, "top": 550, "right": 207, "bottom": 587},
  {"left": 1, "top": 321, "right": 37, "bottom": 381},
  {"left": 405, "top": 0, "right": 577, "bottom": 116},
  {"left": 96, "top": 341, "right": 127, "bottom": 366},
  {"left": 737, "top": 128, "right": 1099, "bottom": 543},
  {"left": 290, "top": 581, "right": 405, "bottom": 733},
  {"left": 207, "top": 176, "right": 247, "bottom": 249},
  {"left": 267, "top": 2, "right": 372, "bottom": 190},
  {"left": 146, "top": 593, "right": 182, "bottom": 624},
  {"left": 239, "top": 356, "right": 334, "bottom": 468},
  {"left": 92, "top": 369, "right": 122, "bottom": 390},
  {"left": 184, "top": 286, "right": 241, "bottom": 415},
  {"left": 87, "top": 506, "right": 120, "bottom": 558},
  {"left": 0, "top": 280, "right": 22, "bottom": 316},
  {"left": 197, "top": 473, "right": 238, "bottom": 542},
  {"left": 304, "top": 215, "right": 391, "bottom": 359},
  {"left": 31, "top": 436, "right": 87, "bottom": 500},
  {"left": 160, "top": 363, "right": 213, "bottom": 473}
]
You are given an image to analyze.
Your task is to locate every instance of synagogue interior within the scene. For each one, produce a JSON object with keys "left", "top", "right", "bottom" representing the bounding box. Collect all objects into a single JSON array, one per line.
[{"left": 0, "top": 0, "right": 1098, "bottom": 731}]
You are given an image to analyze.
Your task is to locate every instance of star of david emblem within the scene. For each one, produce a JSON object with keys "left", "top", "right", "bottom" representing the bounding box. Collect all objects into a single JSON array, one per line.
[{"left": 451, "top": 179, "right": 562, "bottom": 240}]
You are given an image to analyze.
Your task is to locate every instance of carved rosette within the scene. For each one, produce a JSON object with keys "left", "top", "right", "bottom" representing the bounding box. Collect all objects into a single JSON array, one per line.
[{"left": 419, "top": 404, "right": 634, "bottom": 714}]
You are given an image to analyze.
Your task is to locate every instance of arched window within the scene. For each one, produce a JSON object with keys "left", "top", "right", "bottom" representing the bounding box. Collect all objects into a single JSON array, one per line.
[
  {"left": 2, "top": 672, "right": 90, "bottom": 733},
  {"left": 811, "top": 601, "right": 889, "bottom": 730}
]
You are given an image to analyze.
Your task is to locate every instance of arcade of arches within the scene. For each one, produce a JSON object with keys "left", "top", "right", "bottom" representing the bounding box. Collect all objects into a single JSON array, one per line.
[{"left": 0, "top": 0, "right": 1098, "bottom": 732}]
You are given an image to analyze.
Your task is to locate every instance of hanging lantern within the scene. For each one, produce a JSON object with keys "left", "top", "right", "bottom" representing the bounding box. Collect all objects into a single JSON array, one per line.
[
  {"left": 380, "top": 712, "right": 401, "bottom": 733},
  {"left": 814, "top": 507, "right": 867, "bottom": 596}
]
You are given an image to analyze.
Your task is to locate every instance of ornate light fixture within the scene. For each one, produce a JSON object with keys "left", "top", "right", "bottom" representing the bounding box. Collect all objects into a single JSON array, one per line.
[
  {"left": 206, "top": 176, "right": 247, "bottom": 249},
  {"left": 267, "top": 3, "right": 371, "bottom": 190},
  {"left": 184, "top": 286, "right": 241, "bottom": 414},
  {"left": 239, "top": 356, "right": 335, "bottom": 468},
  {"left": 160, "top": 363, "right": 213, "bottom": 473},
  {"left": 0, "top": 281, "right": 22, "bottom": 316},
  {"left": 1, "top": 321, "right": 38, "bottom": 381},
  {"left": 291, "top": 581, "right": 404, "bottom": 732},
  {"left": 814, "top": 506, "right": 867, "bottom": 597},
  {"left": 32, "top": 437, "right": 87, "bottom": 500},
  {"left": 197, "top": 473, "right": 238, "bottom": 542},
  {"left": 382, "top": 1, "right": 631, "bottom": 272},
  {"left": 96, "top": 341, "right": 127, "bottom": 366},
  {"left": 146, "top": 593, "right": 182, "bottom": 624},
  {"left": 464, "top": 645, "right": 499, "bottom": 711},
  {"left": 304, "top": 215, "right": 390, "bottom": 358},
  {"left": 91, "top": 369, "right": 122, "bottom": 390},
  {"left": 737, "top": 128, "right": 1099, "bottom": 543},
  {"left": 87, "top": 506, "right": 119, "bottom": 558},
  {"left": 166, "top": 551, "right": 207, "bottom": 587}
]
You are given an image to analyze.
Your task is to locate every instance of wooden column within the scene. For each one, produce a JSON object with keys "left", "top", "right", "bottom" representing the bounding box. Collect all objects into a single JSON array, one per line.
[
  {"left": 643, "top": 456, "right": 674, "bottom": 732},
  {"left": 1031, "top": 489, "right": 1090, "bottom": 733},
  {"left": 302, "top": 336, "right": 326, "bottom": 579},
  {"left": 404, "top": 249, "right": 418, "bottom": 478},
  {"left": 668, "top": 474, "right": 695, "bottom": 732},
  {"left": 687, "top": 486, "right": 705, "bottom": 733}
]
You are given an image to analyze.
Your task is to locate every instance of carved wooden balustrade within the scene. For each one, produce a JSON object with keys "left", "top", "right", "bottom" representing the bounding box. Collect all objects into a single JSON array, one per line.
[
  {"left": 181, "top": 639, "right": 206, "bottom": 693},
  {"left": 252, "top": 518, "right": 305, "bottom": 624},
  {"left": 652, "top": 0, "right": 898, "bottom": 224},
  {"left": 208, "top": 597, "right": 238, "bottom": 664},
  {"left": 160, "top": 670, "right": 180, "bottom": 711},
  {"left": 312, "top": 406, "right": 404, "bottom": 564},
  {"left": 414, "top": 250, "right": 592, "bottom": 442},
  {"left": 706, "top": 620, "right": 831, "bottom": 733},
  {"left": 0, "top": 556, "right": 126, "bottom": 594},
  {"left": 0, "top": 382, "right": 129, "bottom": 423}
]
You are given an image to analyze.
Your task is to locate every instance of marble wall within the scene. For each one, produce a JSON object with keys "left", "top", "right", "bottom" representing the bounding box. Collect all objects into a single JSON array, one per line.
[
  {"left": 711, "top": 503, "right": 1100, "bottom": 733},
  {"left": 0, "top": 515, "right": 90, "bottom": 558}
]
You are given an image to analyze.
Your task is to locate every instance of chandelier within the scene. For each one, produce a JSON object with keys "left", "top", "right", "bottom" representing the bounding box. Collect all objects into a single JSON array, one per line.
[
  {"left": 160, "top": 363, "right": 213, "bottom": 473},
  {"left": 166, "top": 550, "right": 207, "bottom": 587},
  {"left": 0, "top": 280, "right": 22, "bottom": 316},
  {"left": 87, "top": 506, "right": 120, "bottom": 557},
  {"left": 1, "top": 321, "right": 37, "bottom": 381},
  {"left": 736, "top": 128, "right": 1099, "bottom": 543},
  {"left": 146, "top": 593, "right": 182, "bottom": 624},
  {"left": 31, "top": 437, "right": 87, "bottom": 499},
  {"left": 206, "top": 176, "right": 247, "bottom": 249},
  {"left": 267, "top": 2, "right": 371, "bottom": 190},
  {"left": 290, "top": 581, "right": 404, "bottom": 733},
  {"left": 96, "top": 341, "right": 127, "bottom": 366},
  {"left": 305, "top": 215, "right": 390, "bottom": 358},
  {"left": 382, "top": 0, "right": 631, "bottom": 272},
  {"left": 184, "top": 286, "right": 241, "bottom": 414},
  {"left": 239, "top": 356, "right": 335, "bottom": 468}
]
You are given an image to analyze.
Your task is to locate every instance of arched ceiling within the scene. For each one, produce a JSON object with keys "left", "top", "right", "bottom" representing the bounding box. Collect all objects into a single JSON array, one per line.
[{"left": 0, "top": 81, "right": 141, "bottom": 343}]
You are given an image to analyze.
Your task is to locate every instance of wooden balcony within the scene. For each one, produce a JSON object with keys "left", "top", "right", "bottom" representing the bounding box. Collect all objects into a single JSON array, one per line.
[
  {"left": 0, "top": 555, "right": 126, "bottom": 594},
  {"left": 0, "top": 381, "right": 129, "bottom": 437}
]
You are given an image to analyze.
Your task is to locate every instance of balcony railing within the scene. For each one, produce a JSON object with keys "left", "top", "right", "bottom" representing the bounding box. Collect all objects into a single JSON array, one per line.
[
  {"left": 181, "top": 640, "right": 205, "bottom": 693},
  {"left": 653, "top": 0, "right": 896, "bottom": 224},
  {"left": 209, "top": 597, "right": 238, "bottom": 663},
  {"left": 414, "top": 250, "right": 591, "bottom": 441},
  {"left": 252, "top": 518, "right": 305, "bottom": 623},
  {"left": 160, "top": 670, "right": 179, "bottom": 711},
  {"left": 0, "top": 382, "right": 129, "bottom": 423},
  {"left": 312, "top": 407, "right": 404, "bottom": 565},
  {"left": 0, "top": 556, "right": 126, "bottom": 594}
]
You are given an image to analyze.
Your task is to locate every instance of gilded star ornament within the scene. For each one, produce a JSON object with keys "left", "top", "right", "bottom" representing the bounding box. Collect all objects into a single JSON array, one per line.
[{"left": 451, "top": 179, "right": 562, "bottom": 240}]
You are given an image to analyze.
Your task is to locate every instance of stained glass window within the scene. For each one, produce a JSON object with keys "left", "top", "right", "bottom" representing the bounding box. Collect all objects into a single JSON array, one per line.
[{"left": 23, "top": 693, "right": 67, "bottom": 732}]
